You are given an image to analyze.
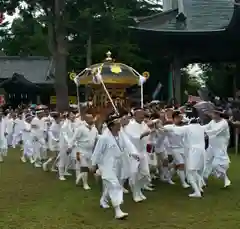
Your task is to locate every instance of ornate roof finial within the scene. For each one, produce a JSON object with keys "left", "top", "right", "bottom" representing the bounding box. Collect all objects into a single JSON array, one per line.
[{"left": 105, "top": 51, "right": 112, "bottom": 62}]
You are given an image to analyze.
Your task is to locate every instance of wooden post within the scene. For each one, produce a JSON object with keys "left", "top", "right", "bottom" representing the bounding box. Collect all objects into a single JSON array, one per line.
[{"left": 235, "top": 62, "right": 240, "bottom": 154}]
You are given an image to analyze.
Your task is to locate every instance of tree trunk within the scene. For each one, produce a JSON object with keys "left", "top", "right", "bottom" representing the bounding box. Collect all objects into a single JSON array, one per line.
[
  {"left": 86, "top": 34, "right": 92, "bottom": 67},
  {"left": 54, "top": 53, "right": 68, "bottom": 111},
  {"left": 54, "top": 0, "right": 69, "bottom": 111}
]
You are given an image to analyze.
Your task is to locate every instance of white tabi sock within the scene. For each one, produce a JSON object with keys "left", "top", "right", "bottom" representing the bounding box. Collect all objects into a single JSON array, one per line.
[
  {"left": 114, "top": 205, "right": 128, "bottom": 219},
  {"left": 188, "top": 172, "right": 201, "bottom": 197},
  {"left": 100, "top": 184, "right": 110, "bottom": 208},
  {"left": 223, "top": 174, "right": 231, "bottom": 187},
  {"left": 177, "top": 170, "right": 189, "bottom": 188},
  {"left": 58, "top": 167, "right": 65, "bottom": 177},
  {"left": 82, "top": 172, "right": 90, "bottom": 190}
]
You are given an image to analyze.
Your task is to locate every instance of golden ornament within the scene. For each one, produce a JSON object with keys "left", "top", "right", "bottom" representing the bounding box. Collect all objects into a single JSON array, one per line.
[
  {"left": 110, "top": 64, "right": 122, "bottom": 74},
  {"left": 69, "top": 72, "right": 76, "bottom": 81},
  {"left": 142, "top": 71, "right": 150, "bottom": 79}
]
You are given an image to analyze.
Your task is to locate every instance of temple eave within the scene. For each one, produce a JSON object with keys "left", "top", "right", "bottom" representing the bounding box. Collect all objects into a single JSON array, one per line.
[{"left": 130, "top": 26, "right": 226, "bottom": 35}]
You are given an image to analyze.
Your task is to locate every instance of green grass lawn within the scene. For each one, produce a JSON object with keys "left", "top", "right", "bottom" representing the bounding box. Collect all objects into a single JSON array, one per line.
[{"left": 1, "top": 150, "right": 240, "bottom": 229}]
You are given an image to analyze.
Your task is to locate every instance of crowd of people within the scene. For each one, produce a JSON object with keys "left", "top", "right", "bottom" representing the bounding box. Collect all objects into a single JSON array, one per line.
[{"left": 0, "top": 101, "right": 232, "bottom": 220}]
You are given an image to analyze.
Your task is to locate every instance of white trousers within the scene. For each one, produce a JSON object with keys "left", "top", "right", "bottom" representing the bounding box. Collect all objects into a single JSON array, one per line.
[{"left": 101, "top": 178, "right": 123, "bottom": 207}]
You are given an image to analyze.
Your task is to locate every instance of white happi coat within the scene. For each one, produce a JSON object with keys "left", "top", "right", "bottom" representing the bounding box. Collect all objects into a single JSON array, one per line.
[
  {"left": 91, "top": 129, "right": 132, "bottom": 206},
  {"left": 31, "top": 117, "right": 46, "bottom": 147},
  {"left": 22, "top": 121, "right": 34, "bottom": 157},
  {"left": 153, "top": 130, "right": 167, "bottom": 154},
  {"left": 164, "top": 124, "right": 186, "bottom": 165},
  {"left": 69, "top": 121, "right": 98, "bottom": 167},
  {"left": 12, "top": 118, "right": 24, "bottom": 146},
  {"left": 42, "top": 116, "right": 51, "bottom": 141},
  {"left": 119, "top": 127, "right": 140, "bottom": 180},
  {"left": 5, "top": 117, "right": 14, "bottom": 145},
  {"left": 203, "top": 119, "right": 230, "bottom": 169},
  {"left": 124, "top": 119, "right": 150, "bottom": 180},
  {"left": 183, "top": 123, "right": 205, "bottom": 171},
  {"left": 48, "top": 120, "right": 61, "bottom": 152},
  {"left": 0, "top": 118, "right": 7, "bottom": 153},
  {"left": 59, "top": 119, "right": 75, "bottom": 158}
]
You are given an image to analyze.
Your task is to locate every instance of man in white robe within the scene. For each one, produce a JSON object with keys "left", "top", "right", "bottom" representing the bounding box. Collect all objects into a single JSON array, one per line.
[
  {"left": 91, "top": 115, "right": 130, "bottom": 219},
  {"left": 145, "top": 113, "right": 173, "bottom": 184},
  {"left": 0, "top": 112, "right": 7, "bottom": 162},
  {"left": 164, "top": 111, "right": 190, "bottom": 189},
  {"left": 31, "top": 110, "right": 46, "bottom": 167},
  {"left": 58, "top": 112, "right": 75, "bottom": 181},
  {"left": 68, "top": 112, "right": 98, "bottom": 190},
  {"left": 12, "top": 113, "right": 24, "bottom": 148},
  {"left": 124, "top": 108, "right": 151, "bottom": 202},
  {"left": 21, "top": 114, "right": 34, "bottom": 163},
  {"left": 203, "top": 109, "right": 231, "bottom": 188},
  {"left": 6, "top": 112, "right": 14, "bottom": 147},
  {"left": 184, "top": 119, "right": 205, "bottom": 197},
  {"left": 42, "top": 112, "right": 61, "bottom": 172}
]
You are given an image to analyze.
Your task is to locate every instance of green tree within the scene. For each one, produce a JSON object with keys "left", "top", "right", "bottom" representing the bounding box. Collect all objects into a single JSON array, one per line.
[
  {"left": 199, "top": 63, "right": 236, "bottom": 98},
  {"left": 0, "top": 0, "right": 160, "bottom": 109},
  {"left": 1, "top": 14, "right": 49, "bottom": 56},
  {"left": 181, "top": 67, "right": 201, "bottom": 102}
]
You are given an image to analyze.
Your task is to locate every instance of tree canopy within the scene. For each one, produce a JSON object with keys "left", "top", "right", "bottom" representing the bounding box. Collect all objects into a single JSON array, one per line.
[
  {"left": 0, "top": 0, "right": 160, "bottom": 67},
  {"left": 199, "top": 63, "right": 237, "bottom": 98},
  {"left": 0, "top": 0, "right": 162, "bottom": 109}
]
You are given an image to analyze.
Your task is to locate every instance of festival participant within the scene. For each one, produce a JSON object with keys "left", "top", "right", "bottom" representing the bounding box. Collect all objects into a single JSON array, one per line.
[
  {"left": 68, "top": 110, "right": 98, "bottom": 190},
  {"left": 184, "top": 118, "right": 206, "bottom": 198},
  {"left": 203, "top": 108, "right": 231, "bottom": 188},
  {"left": 58, "top": 112, "right": 75, "bottom": 181},
  {"left": 91, "top": 114, "right": 130, "bottom": 220},
  {"left": 31, "top": 110, "right": 46, "bottom": 168},
  {"left": 41, "top": 112, "right": 51, "bottom": 158},
  {"left": 21, "top": 114, "right": 34, "bottom": 163},
  {"left": 6, "top": 112, "right": 14, "bottom": 147},
  {"left": 124, "top": 107, "right": 151, "bottom": 202},
  {"left": 119, "top": 110, "right": 135, "bottom": 194},
  {"left": 148, "top": 113, "right": 173, "bottom": 184},
  {"left": 42, "top": 112, "right": 61, "bottom": 172},
  {"left": 0, "top": 112, "right": 7, "bottom": 162},
  {"left": 164, "top": 106, "right": 174, "bottom": 124},
  {"left": 12, "top": 113, "right": 24, "bottom": 148},
  {"left": 164, "top": 111, "right": 190, "bottom": 189}
]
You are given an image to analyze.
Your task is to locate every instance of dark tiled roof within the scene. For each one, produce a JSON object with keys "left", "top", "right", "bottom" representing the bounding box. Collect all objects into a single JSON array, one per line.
[
  {"left": 134, "top": 0, "right": 234, "bottom": 31},
  {"left": 0, "top": 56, "right": 54, "bottom": 84}
]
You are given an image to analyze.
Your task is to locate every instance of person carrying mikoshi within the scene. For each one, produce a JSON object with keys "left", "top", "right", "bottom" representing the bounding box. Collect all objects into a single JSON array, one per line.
[{"left": 68, "top": 110, "right": 98, "bottom": 190}]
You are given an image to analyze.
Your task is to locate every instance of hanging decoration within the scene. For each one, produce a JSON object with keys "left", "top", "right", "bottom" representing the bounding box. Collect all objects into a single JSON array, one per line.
[{"left": 142, "top": 71, "right": 150, "bottom": 80}]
